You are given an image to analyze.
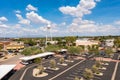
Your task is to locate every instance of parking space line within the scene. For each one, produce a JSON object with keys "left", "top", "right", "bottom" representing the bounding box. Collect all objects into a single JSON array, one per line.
[
  {"left": 49, "top": 59, "right": 85, "bottom": 80},
  {"left": 111, "top": 55, "right": 119, "bottom": 80},
  {"left": 19, "top": 58, "right": 57, "bottom": 80}
]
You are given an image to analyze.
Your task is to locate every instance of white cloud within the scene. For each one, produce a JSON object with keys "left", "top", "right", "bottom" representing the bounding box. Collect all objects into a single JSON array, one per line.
[
  {"left": 18, "top": 19, "right": 30, "bottom": 25},
  {"left": 0, "top": 24, "right": 9, "bottom": 28},
  {"left": 114, "top": 20, "right": 120, "bottom": 25},
  {"left": 16, "top": 14, "right": 30, "bottom": 25},
  {"left": 26, "top": 4, "right": 38, "bottom": 11},
  {"left": 59, "top": 0, "right": 96, "bottom": 18},
  {"left": 0, "top": 16, "right": 8, "bottom": 22},
  {"left": 26, "top": 11, "right": 50, "bottom": 24},
  {"left": 67, "top": 19, "right": 120, "bottom": 35},
  {"left": 60, "top": 22, "right": 66, "bottom": 26},
  {"left": 16, "top": 14, "right": 23, "bottom": 20},
  {"left": 15, "top": 10, "right": 21, "bottom": 14}
]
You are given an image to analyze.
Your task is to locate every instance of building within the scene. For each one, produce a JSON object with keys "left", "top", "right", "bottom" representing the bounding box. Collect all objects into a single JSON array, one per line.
[
  {"left": 6, "top": 41, "right": 24, "bottom": 52},
  {"left": 75, "top": 38, "right": 99, "bottom": 46},
  {"left": 47, "top": 41, "right": 58, "bottom": 45},
  {"left": 0, "top": 40, "right": 24, "bottom": 53},
  {"left": 105, "top": 39, "right": 114, "bottom": 47}
]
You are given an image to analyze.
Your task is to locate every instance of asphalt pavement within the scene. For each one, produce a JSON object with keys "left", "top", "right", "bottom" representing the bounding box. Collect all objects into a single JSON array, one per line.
[
  {"left": 115, "top": 62, "right": 120, "bottom": 80},
  {"left": 9, "top": 53, "right": 120, "bottom": 80},
  {"left": 22, "top": 58, "right": 82, "bottom": 80}
]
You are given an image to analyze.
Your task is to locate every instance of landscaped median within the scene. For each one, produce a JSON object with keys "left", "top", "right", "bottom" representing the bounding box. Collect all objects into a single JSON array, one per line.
[{"left": 33, "top": 65, "right": 48, "bottom": 77}]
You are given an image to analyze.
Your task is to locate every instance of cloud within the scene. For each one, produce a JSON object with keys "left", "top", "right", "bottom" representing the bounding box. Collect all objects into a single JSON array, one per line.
[
  {"left": 15, "top": 10, "right": 21, "bottom": 14},
  {"left": 67, "top": 19, "right": 120, "bottom": 36},
  {"left": 26, "top": 4, "right": 38, "bottom": 11},
  {"left": 16, "top": 14, "right": 23, "bottom": 20},
  {"left": 0, "top": 24, "right": 9, "bottom": 28},
  {"left": 59, "top": 0, "right": 96, "bottom": 18},
  {"left": 26, "top": 11, "right": 51, "bottom": 24},
  {"left": 0, "top": 16, "right": 8, "bottom": 22},
  {"left": 114, "top": 20, "right": 120, "bottom": 25},
  {"left": 18, "top": 19, "right": 30, "bottom": 25},
  {"left": 16, "top": 14, "right": 30, "bottom": 25},
  {"left": 60, "top": 22, "right": 66, "bottom": 26}
]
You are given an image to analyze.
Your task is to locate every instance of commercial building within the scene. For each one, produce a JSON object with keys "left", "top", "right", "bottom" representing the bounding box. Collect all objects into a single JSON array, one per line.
[{"left": 75, "top": 38, "right": 99, "bottom": 46}]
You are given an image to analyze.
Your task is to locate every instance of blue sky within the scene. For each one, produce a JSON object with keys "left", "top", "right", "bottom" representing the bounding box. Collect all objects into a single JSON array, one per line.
[{"left": 0, "top": 0, "right": 120, "bottom": 37}]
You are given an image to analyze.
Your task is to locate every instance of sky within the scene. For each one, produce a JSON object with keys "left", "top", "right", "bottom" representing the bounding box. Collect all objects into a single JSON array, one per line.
[{"left": 0, "top": 0, "right": 120, "bottom": 37}]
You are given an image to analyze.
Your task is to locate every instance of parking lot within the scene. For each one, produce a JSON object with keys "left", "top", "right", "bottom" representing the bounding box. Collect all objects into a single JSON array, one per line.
[{"left": 9, "top": 53, "right": 120, "bottom": 80}]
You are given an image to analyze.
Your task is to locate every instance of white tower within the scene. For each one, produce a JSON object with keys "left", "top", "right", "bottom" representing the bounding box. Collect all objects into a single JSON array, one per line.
[
  {"left": 45, "top": 24, "right": 52, "bottom": 47},
  {"left": 47, "top": 24, "right": 52, "bottom": 41}
]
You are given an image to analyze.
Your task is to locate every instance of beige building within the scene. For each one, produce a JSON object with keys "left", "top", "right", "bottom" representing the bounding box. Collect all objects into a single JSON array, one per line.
[
  {"left": 5, "top": 41, "right": 24, "bottom": 50},
  {"left": 75, "top": 38, "right": 99, "bottom": 46}
]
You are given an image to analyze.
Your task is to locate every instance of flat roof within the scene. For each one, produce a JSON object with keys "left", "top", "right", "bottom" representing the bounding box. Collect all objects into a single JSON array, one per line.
[
  {"left": 0, "top": 64, "right": 16, "bottom": 79},
  {"left": 19, "top": 52, "right": 55, "bottom": 61}
]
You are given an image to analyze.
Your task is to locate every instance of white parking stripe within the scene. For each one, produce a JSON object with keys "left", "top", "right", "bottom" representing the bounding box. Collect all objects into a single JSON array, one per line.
[
  {"left": 19, "top": 58, "right": 57, "bottom": 80},
  {"left": 49, "top": 59, "right": 85, "bottom": 80},
  {"left": 111, "top": 55, "right": 119, "bottom": 80}
]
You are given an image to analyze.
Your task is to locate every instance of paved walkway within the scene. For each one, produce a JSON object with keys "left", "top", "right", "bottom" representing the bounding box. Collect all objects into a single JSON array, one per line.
[
  {"left": 0, "top": 54, "right": 24, "bottom": 65},
  {"left": 95, "top": 57, "right": 120, "bottom": 62},
  {"left": 0, "top": 54, "right": 25, "bottom": 70}
]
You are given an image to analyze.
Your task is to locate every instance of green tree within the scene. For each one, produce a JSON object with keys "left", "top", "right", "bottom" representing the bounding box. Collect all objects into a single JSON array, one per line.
[
  {"left": 105, "top": 47, "right": 113, "bottom": 57},
  {"left": 65, "top": 36, "right": 77, "bottom": 46},
  {"left": 68, "top": 46, "right": 82, "bottom": 55},
  {"left": 21, "top": 47, "right": 42, "bottom": 56},
  {"left": 45, "top": 45, "right": 61, "bottom": 52},
  {"left": 34, "top": 58, "right": 42, "bottom": 65},
  {"left": 24, "top": 39, "right": 37, "bottom": 46},
  {"left": 88, "top": 45, "right": 99, "bottom": 55},
  {"left": 114, "top": 38, "right": 120, "bottom": 48}
]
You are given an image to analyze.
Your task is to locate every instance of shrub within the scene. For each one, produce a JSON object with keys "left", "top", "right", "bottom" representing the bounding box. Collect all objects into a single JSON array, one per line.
[
  {"left": 37, "top": 65, "right": 44, "bottom": 74},
  {"left": 50, "top": 59, "right": 56, "bottom": 69},
  {"left": 83, "top": 68, "right": 94, "bottom": 80},
  {"left": 74, "top": 76, "right": 80, "bottom": 80},
  {"left": 59, "top": 57, "right": 64, "bottom": 64},
  {"left": 92, "top": 65, "right": 99, "bottom": 74}
]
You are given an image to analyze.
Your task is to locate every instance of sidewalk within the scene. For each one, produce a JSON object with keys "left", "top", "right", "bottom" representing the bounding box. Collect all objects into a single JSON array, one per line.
[{"left": 0, "top": 54, "right": 24, "bottom": 65}]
